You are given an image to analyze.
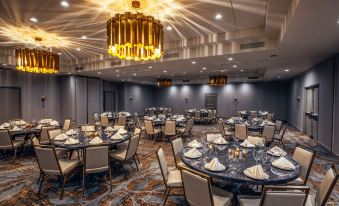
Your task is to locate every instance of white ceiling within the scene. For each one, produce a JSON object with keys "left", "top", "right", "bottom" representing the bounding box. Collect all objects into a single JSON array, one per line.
[{"left": 0, "top": 0, "right": 339, "bottom": 84}]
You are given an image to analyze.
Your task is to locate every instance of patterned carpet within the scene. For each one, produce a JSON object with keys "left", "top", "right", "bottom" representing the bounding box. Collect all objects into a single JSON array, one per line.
[{"left": 0, "top": 124, "right": 338, "bottom": 206}]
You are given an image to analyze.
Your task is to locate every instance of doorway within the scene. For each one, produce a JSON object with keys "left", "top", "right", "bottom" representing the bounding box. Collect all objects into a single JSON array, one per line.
[
  {"left": 205, "top": 93, "right": 217, "bottom": 110},
  {"left": 103, "top": 91, "right": 116, "bottom": 112},
  {"left": 304, "top": 85, "right": 319, "bottom": 140}
]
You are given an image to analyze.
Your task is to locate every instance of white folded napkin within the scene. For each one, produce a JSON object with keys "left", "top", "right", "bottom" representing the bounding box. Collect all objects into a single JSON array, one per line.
[
  {"left": 155, "top": 118, "right": 161, "bottom": 121},
  {"left": 260, "top": 123, "right": 265, "bottom": 126},
  {"left": 267, "top": 121, "right": 276, "bottom": 126},
  {"left": 214, "top": 136, "right": 228, "bottom": 145},
  {"left": 54, "top": 133, "right": 68, "bottom": 141},
  {"left": 184, "top": 147, "right": 202, "bottom": 158},
  {"left": 244, "top": 165, "right": 269, "bottom": 180},
  {"left": 105, "top": 126, "right": 114, "bottom": 132},
  {"left": 240, "top": 140, "right": 255, "bottom": 148},
  {"left": 111, "top": 133, "right": 124, "bottom": 140},
  {"left": 227, "top": 119, "right": 234, "bottom": 123},
  {"left": 39, "top": 119, "right": 52, "bottom": 124},
  {"left": 50, "top": 120, "right": 59, "bottom": 126},
  {"left": 83, "top": 126, "right": 95, "bottom": 132},
  {"left": 272, "top": 157, "right": 296, "bottom": 170},
  {"left": 90, "top": 136, "right": 103, "bottom": 144},
  {"left": 10, "top": 126, "right": 22, "bottom": 132},
  {"left": 14, "top": 120, "right": 27, "bottom": 125},
  {"left": 268, "top": 146, "right": 287, "bottom": 157},
  {"left": 207, "top": 133, "right": 222, "bottom": 142},
  {"left": 188, "top": 139, "right": 202, "bottom": 148},
  {"left": 117, "top": 128, "right": 127, "bottom": 134},
  {"left": 0, "top": 126, "right": 4, "bottom": 130},
  {"left": 65, "top": 129, "right": 78, "bottom": 136},
  {"left": 1, "top": 122, "right": 10, "bottom": 128},
  {"left": 204, "top": 158, "right": 225, "bottom": 171},
  {"left": 64, "top": 138, "right": 79, "bottom": 145}
]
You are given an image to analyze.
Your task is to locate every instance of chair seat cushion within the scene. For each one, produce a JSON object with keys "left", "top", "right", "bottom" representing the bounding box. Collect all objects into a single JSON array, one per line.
[
  {"left": 118, "top": 142, "right": 128, "bottom": 150},
  {"left": 167, "top": 169, "right": 182, "bottom": 187},
  {"left": 288, "top": 177, "right": 304, "bottom": 185},
  {"left": 212, "top": 186, "right": 233, "bottom": 206},
  {"left": 237, "top": 195, "right": 261, "bottom": 206},
  {"left": 110, "top": 149, "right": 127, "bottom": 161},
  {"left": 59, "top": 159, "right": 80, "bottom": 175},
  {"left": 305, "top": 194, "right": 316, "bottom": 206}
]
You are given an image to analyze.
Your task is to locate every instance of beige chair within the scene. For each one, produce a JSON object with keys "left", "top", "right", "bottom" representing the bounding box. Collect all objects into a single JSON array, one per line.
[
  {"left": 163, "top": 120, "right": 177, "bottom": 141},
  {"left": 178, "top": 118, "right": 194, "bottom": 139},
  {"left": 273, "top": 123, "right": 287, "bottom": 148},
  {"left": 205, "top": 110, "right": 214, "bottom": 124},
  {"left": 110, "top": 134, "right": 140, "bottom": 179},
  {"left": 305, "top": 164, "right": 338, "bottom": 206},
  {"left": 100, "top": 115, "right": 110, "bottom": 127},
  {"left": 261, "top": 125, "right": 275, "bottom": 143},
  {"left": 267, "top": 113, "right": 274, "bottom": 121},
  {"left": 62, "top": 119, "right": 72, "bottom": 132},
  {"left": 171, "top": 137, "right": 184, "bottom": 168},
  {"left": 238, "top": 185, "right": 309, "bottom": 206},
  {"left": 275, "top": 120, "right": 283, "bottom": 134},
  {"left": 236, "top": 110, "right": 242, "bottom": 117},
  {"left": 83, "top": 145, "right": 112, "bottom": 197},
  {"left": 156, "top": 147, "right": 183, "bottom": 205},
  {"left": 289, "top": 145, "right": 316, "bottom": 185},
  {"left": 212, "top": 110, "right": 217, "bottom": 123},
  {"left": 181, "top": 168, "right": 233, "bottom": 206},
  {"left": 117, "top": 115, "right": 127, "bottom": 127},
  {"left": 0, "top": 129, "right": 25, "bottom": 163},
  {"left": 39, "top": 126, "right": 55, "bottom": 144},
  {"left": 235, "top": 124, "right": 247, "bottom": 141},
  {"left": 145, "top": 120, "right": 161, "bottom": 142},
  {"left": 194, "top": 111, "right": 202, "bottom": 123},
  {"left": 250, "top": 111, "right": 258, "bottom": 119},
  {"left": 34, "top": 145, "right": 81, "bottom": 199}
]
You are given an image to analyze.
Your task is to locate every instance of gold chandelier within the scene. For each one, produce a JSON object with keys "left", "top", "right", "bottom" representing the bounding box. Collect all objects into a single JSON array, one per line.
[
  {"left": 157, "top": 78, "right": 172, "bottom": 87},
  {"left": 15, "top": 48, "right": 59, "bottom": 74},
  {"left": 107, "top": 1, "right": 164, "bottom": 61},
  {"left": 209, "top": 75, "right": 227, "bottom": 86}
]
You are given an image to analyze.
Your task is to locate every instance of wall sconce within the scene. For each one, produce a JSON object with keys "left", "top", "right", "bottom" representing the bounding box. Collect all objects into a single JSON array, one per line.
[
  {"left": 41, "top": 96, "right": 46, "bottom": 108},
  {"left": 129, "top": 96, "right": 133, "bottom": 104},
  {"left": 185, "top": 98, "right": 188, "bottom": 105},
  {"left": 296, "top": 97, "right": 301, "bottom": 102}
]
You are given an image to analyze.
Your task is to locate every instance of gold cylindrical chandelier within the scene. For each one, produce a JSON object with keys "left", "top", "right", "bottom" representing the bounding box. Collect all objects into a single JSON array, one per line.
[
  {"left": 106, "top": 1, "right": 164, "bottom": 61},
  {"left": 209, "top": 75, "right": 228, "bottom": 86},
  {"left": 157, "top": 78, "right": 172, "bottom": 87},
  {"left": 15, "top": 48, "right": 59, "bottom": 74}
]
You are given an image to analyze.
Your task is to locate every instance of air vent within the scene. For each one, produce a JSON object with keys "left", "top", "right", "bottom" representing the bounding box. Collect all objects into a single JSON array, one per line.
[
  {"left": 111, "top": 60, "right": 121, "bottom": 66},
  {"left": 163, "top": 52, "right": 179, "bottom": 59},
  {"left": 182, "top": 79, "right": 190, "bottom": 83},
  {"left": 248, "top": 76, "right": 258, "bottom": 80},
  {"left": 240, "top": 42, "right": 265, "bottom": 50}
]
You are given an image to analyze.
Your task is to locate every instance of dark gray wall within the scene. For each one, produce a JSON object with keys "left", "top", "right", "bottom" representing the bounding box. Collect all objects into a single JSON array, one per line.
[
  {"left": 155, "top": 82, "right": 289, "bottom": 120},
  {"left": 124, "top": 83, "right": 156, "bottom": 114},
  {"left": 333, "top": 55, "right": 339, "bottom": 154},
  {"left": 288, "top": 56, "right": 336, "bottom": 153}
]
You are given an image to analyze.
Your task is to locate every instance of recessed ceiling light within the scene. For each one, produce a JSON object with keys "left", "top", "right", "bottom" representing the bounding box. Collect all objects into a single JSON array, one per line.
[
  {"left": 163, "top": 70, "right": 167, "bottom": 73},
  {"left": 166, "top": 26, "right": 172, "bottom": 31},
  {"left": 215, "top": 14, "right": 222, "bottom": 20},
  {"left": 81, "top": 35, "right": 87, "bottom": 39},
  {"left": 76, "top": 48, "right": 81, "bottom": 51},
  {"left": 98, "top": 72, "right": 101, "bottom": 75},
  {"left": 30, "top": 17, "right": 38, "bottom": 23},
  {"left": 233, "top": 65, "right": 237, "bottom": 68},
  {"left": 202, "top": 67, "right": 207, "bottom": 70},
  {"left": 192, "top": 61, "right": 196, "bottom": 64},
  {"left": 57, "top": 52, "right": 62, "bottom": 55},
  {"left": 115, "top": 69, "right": 119, "bottom": 73},
  {"left": 60, "top": 1, "right": 70, "bottom": 8},
  {"left": 183, "top": 72, "right": 186, "bottom": 74},
  {"left": 200, "top": 71, "right": 203, "bottom": 73},
  {"left": 337, "top": 19, "right": 339, "bottom": 24},
  {"left": 240, "top": 69, "right": 244, "bottom": 72},
  {"left": 284, "top": 69, "right": 290, "bottom": 72},
  {"left": 133, "top": 73, "right": 137, "bottom": 76},
  {"left": 67, "top": 72, "right": 71, "bottom": 75},
  {"left": 116, "top": 74, "right": 120, "bottom": 77},
  {"left": 227, "top": 57, "right": 233, "bottom": 61},
  {"left": 148, "top": 66, "right": 152, "bottom": 69}
]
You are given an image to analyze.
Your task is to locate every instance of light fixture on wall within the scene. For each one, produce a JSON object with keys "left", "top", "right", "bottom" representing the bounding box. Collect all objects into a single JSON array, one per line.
[
  {"left": 41, "top": 96, "right": 46, "bottom": 108},
  {"left": 209, "top": 75, "right": 227, "bottom": 86},
  {"left": 15, "top": 48, "right": 59, "bottom": 74},
  {"left": 156, "top": 78, "right": 172, "bottom": 87},
  {"left": 107, "top": 0, "right": 164, "bottom": 61}
]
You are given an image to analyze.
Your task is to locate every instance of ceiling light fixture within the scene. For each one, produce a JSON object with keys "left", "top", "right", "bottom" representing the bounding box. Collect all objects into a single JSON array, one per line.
[
  {"left": 76, "top": 48, "right": 81, "bottom": 51},
  {"left": 67, "top": 72, "right": 71, "bottom": 75},
  {"left": 227, "top": 57, "right": 233, "bottom": 61},
  {"left": 240, "top": 69, "right": 244, "bottom": 72},
  {"left": 202, "top": 67, "right": 207, "bottom": 70},
  {"left": 57, "top": 52, "right": 62, "bottom": 55},
  {"left": 157, "top": 78, "right": 172, "bottom": 87},
  {"left": 163, "top": 70, "right": 167, "bottom": 73},
  {"left": 209, "top": 75, "right": 227, "bottom": 86},
  {"left": 133, "top": 73, "right": 137, "bottom": 76},
  {"left": 192, "top": 61, "right": 196, "bottom": 64},
  {"left": 98, "top": 72, "right": 101, "bottom": 74},
  {"left": 81, "top": 35, "right": 87, "bottom": 39},
  {"left": 30, "top": 17, "right": 38, "bottom": 23},
  {"left": 60, "top": 1, "right": 70, "bottom": 8},
  {"left": 284, "top": 69, "right": 290, "bottom": 72},
  {"left": 107, "top": 1, "right": 164, "bottom": 61},
  {"left": 166, "top": 26, "right": 172, "bottom": 31},
  {"left": 215, "top": 14, "right": 222, "bottom": 20},
  {"left": 337, "top": 19, "right": 339, "bottom": 24},
  {"left": 148, "top": 66, "right": 152, "bottom": 69},
  {"left": 233, "top": 65, "right": 237, "bottom": 68}
]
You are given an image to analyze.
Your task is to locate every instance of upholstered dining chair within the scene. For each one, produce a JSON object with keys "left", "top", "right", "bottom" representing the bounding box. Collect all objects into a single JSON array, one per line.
[
  {"left": 236, "top": 110, "right": 242, "bottom": 117},
  {"left": 250, "top": 111, "right": 258, "bottom": 119},
  {"left": 235, "top": 124, "right": 248, "bottom": 141},
  {"left": 237, "top": 185, "right": 310, "bottom": 206},
  {"left": 110, "top": 133, "right": 140, "bottom": 179},
  {"left": 83, "top": 145, "right": 112, "bottom": 197},
  {"left": 0, "top": 129, "right": 25, "bottom": 163},
  {"left": 212, "top": 110, "right": 217, "bottom": 123},
  {"left": 218, "top": 120, "right": 233, "bottom": 140},
  {"left": 117, "top": 115, "right": 127, "bottom": 127},
  {"left": 100, "top": 115, "right": 110, "bottom": 127},
  {"left": 34, "top": 144, "right": 81, "bottom": 199},
  {"left": 181, "top": 168, "right": 233, "bottom": 206},
  {"left": 261, "top": 125, "right": 276, "bottom": 144},
  {"left": 156, "top": 146, "right": 183, "bottom": 206},
  {"left": 288, "top": 145, "right": 316, "bottom": 185},
  {"left": 62, "top": 119, "right": 72, "bottom": 132},
  {"left": 194, "top": 111, "right": 202, "bottom": 124},
  {"left": 144, "top": 120, "right": 161, "bottom": 142},
  {"left": 205, "top": 110, "right": 214, "bottom": 124},
  {"left": 266, "top": 113, "right": 274, "bottom": 121},
  {"left": 39, "top": 126, "right": 56, "bottom": 144},
  {"left": 178, "top": 118, "right": 194, "bottom": 139},
  {"left": 272, "top": 123, "right": 287, "bottom": 148},
  {"left": 171, "top": 137, "right": 184, "bottom": 168},
  {"left": 163, "top": 120, "right": 177, "bottom": 141},
  {"left": 305, "top": 164, "right": 338, "bottom": 206},
  {"left": 274, "top": 120, "right": 283, "bottom": 134}
]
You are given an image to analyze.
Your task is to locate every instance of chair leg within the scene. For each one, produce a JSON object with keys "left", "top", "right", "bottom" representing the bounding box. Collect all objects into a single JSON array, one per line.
[
  {"left": 164, "top": 187, "right": 168, "bottom": 195},
  {"left": 60, "top": 175, "right": 66, "bottom": 200},
  {"left": 38, "top": 173, "right": 45, "bottom": 197},
  {"left": 37, "top": 172, "right": 41, "bottom": 184},
  {"left": 82, "top": 172, "right": 86, "bottom": 198},
  {"left": 134, "top": 157, "right": 139, "bottom": 171},
  {"left": 135, "top": 153, "right": 140, "bottom": 163},
  {"left": 12, "top": 147, "right": 17, "bottom": 164},
  {"left": 163, "top": 187, "right": 171, "bottom": 205},
  {"left": 120, "top": 161, "right": 128, "bottom": 180},
  {"left": 108, "top": 168, "right": 112, "bottom": 192}
]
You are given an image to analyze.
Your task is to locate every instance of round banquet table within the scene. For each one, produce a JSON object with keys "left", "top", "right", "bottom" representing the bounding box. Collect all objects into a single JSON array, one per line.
[
  {"left": 224, "top": 119, "right": 275, "bottom": 133},
  {"left": 181, "top": 141, "right": 300, "bottom": 186},
  {"left": 52, "top": 131, "right": 131, "bottom": 149}
]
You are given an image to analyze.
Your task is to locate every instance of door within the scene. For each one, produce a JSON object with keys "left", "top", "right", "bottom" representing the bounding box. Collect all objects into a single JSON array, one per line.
[
  {"left": 0, "top": 87, "right": 21, "bottom": 122},
  {"left": 205, "top": 93, "right": 217, "bottom": 110},
  {"left": 103, "top": 91, "right": 116, "bottom": 112},
  {"left": 304, "top": 85, "right": 319, "bottom": 140}
]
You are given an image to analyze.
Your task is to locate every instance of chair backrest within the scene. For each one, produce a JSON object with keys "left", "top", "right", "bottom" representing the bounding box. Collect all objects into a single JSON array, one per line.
[
  {"left": 149, "top": 109, "right": 155, "bottom": 116},
  {"left": 316, "top": 164, "right": 338, "bottom": 206},
  {"left": 134, "top": 127, "right": 141, "bottom": 135},
  {"left": 164, "top": 120, "right": 176, "bottom": 136},
  {"left": 144, "top": 120, "right": 154, "bottom": 133},
  {"left": 262, "top": 125, "right": 276, "bottom": 142},
  {"left": 156, "top": 147, "right": 168, "bottom": 183},
  {"left": 235, "top": 124, "right": 247, "bottom": 140},
  {"left": 101, "top": 115, "right": 109, "bottom": 127},
  {"left": 186, "top": 119, "right": 194, "bottom": 131},
  {"left": 34, "top": 145, "right": 61, "bottom": 175},
  {"left": 126, "top": 134, "right": 140, "bottom": 159},
  {"left": 292, "top": 145, "right": 316, "bottom": 183},
  {"left": 84, "top": 146, "right": 109, "bottom": 173},
  {"left": 278, "top": 123, "right": 287, "bottom": 138},
  {"left": 260, "top": 185, "right": 309, "bottom": 206},
  {"left": 181, "top": 169, "right": 213, "bottom": 206},
  {"left": 248, "top": 136, "right": 265, "bottom": 145},
  {"left": 117, "top": 115, "right": 126, "bottom": 126},
  {"left": 63, "top": 119, "right": 72, "bottom": 131},
  {"left": 207, "top": 110, "right": 213, "bottom": 118},
  {"left": 40, "top": 126, "right": 55, "bottom": 144},
  {"left": 250, "top": 111, "right": 258, "bottom": 118},
  {"left": 213, "top": 110, "right": 217, "bottom": 118},
  {"left": 48, "top": 128, "right": 62, "bottom": 141},
  {"left": 93, "top": 113, "right": 99, "bottom": 121},
  {"left": 0, "top": 129, "right": 12, "bottom": 147},
  {"left": 275, "top": 120, "right": 283, "bottom": 132},
  {"left": 267, "top": 113, "right": 274, "bottom": 121},
  {"left": 194, "top": 111, "right": 201, "bottom": 119},
  {"left": 218, "top": 120, "right": 226, "bottom": 137},
  {"left": 236, "top": 110, "right": 241, "bottom": 117},
  {"left": 171, "top": 138, "right": 184, "bottom": 167}
]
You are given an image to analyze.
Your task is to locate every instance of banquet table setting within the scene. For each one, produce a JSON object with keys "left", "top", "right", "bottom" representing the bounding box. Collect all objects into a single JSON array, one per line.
[{"left": 225, "top": 117, "right": 276, "bottom": 132}]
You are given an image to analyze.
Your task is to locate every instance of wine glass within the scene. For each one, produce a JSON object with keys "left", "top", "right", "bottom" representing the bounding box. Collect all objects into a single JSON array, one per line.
[{"left": 253, "top": 149, "right": 261, "bottom": 165}]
